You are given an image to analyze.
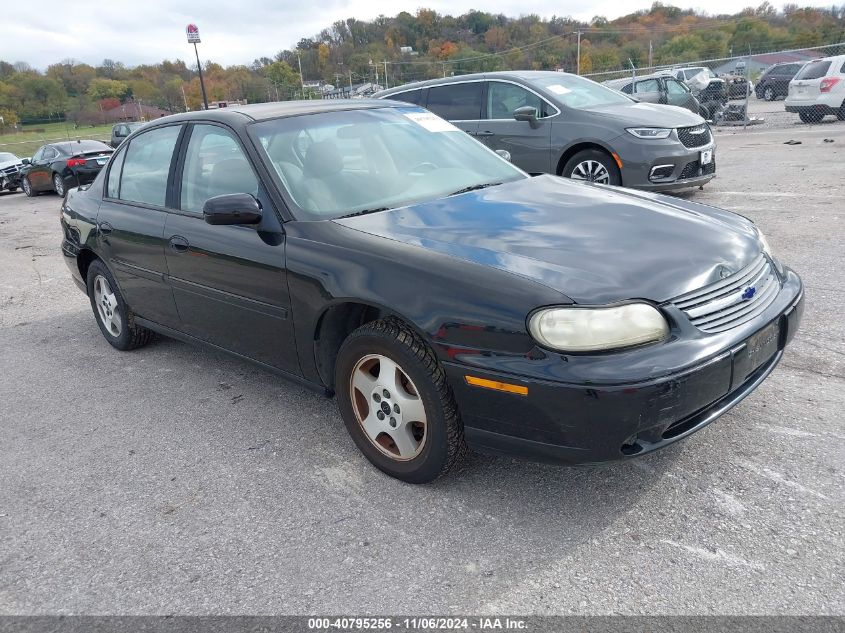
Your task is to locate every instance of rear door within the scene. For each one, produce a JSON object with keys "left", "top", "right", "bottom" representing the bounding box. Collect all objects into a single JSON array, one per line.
[
  {"left": 476, "top": 79, "right": 553, "bottom": 174},
  {"left": 163, "top": 122, "right": 298, "bottom": 374},
  {"left": 96, "top": 124, "right": 183, "bottom": 327},
  {"left": 789, "top": 60, "right": 832, "bottom": 102},
  {"left": 423, "top": 81, "right": 482, "bottom": 136}
]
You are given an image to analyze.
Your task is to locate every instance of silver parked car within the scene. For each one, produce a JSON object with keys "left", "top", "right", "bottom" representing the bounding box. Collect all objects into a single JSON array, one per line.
[{"left": 375, "top": 71, "right": 715, "bottom": 191}]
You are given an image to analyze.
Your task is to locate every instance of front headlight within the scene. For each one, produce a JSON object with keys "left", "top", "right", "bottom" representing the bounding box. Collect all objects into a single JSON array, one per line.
[
  {"left": 626, "top": 127, "right": 672, "bottom": 139},
  {"left": 528, "top": 303, "right": 669, "bottom": 353}
]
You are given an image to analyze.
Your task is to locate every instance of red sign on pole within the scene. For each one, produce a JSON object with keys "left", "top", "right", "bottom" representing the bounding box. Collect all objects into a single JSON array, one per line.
[{"left": 186, "top": 24, "right": 201, "bottom": 44}]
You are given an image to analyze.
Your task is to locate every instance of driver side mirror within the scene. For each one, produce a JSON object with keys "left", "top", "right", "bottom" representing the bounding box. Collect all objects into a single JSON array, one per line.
[
  {"left": 21, "top": 158, "right": 31, "bottom": 165},
  {"left": 203, "top": 193, "right": 262, "bottom": 226},
  {"left": 513, "top": 106, "right": 538, "bottom": 123}
]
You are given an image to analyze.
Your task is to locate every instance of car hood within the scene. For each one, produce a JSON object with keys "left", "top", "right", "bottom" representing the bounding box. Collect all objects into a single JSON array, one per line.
[
  {"left": 582, "top": 101, "right": 704, "bottom": 128},
  {"left": 0, "top": 159, "right": 22, "bottom": 170},
  {"left": 334, "top": 175, "right": 761, "bottom": 304}
]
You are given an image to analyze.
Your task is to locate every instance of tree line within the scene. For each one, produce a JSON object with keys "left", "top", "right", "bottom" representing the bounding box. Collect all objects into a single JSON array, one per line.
[{"left": 1, "top": 2, "right": 843, "bottom": 127}]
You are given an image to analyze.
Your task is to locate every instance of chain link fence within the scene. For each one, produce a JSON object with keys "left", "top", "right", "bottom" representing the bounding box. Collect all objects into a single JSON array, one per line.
[{"left": 585, "top": 42, "right": 845, "bottom": 132}]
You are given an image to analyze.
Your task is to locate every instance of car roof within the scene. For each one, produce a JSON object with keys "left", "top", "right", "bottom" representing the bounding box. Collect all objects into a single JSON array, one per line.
[{"left": 375, "top": 70, "right": 580, "bottom": 96}]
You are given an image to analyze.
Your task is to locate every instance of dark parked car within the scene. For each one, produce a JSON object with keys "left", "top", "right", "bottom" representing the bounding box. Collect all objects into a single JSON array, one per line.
[
  {"left": 604, "top": 74, "right": 703, "bottom": 116},
  {"left": 61, "top": 101, "right": 803, "bottom": 483},
  {"left": 21, "top": 140, "right": 113, "bottom": 197},
  {"left": 375, "top": 71, "right": 715, "bottom": 192},
  {"left": 110, "top": 122, "right": 145, "bottom": 148},
  {"left": 755, "top": 62, "right": 805, "bottom": 101},
  {"left": 0, "top": 151, "right": 24, "bottom": 193}
]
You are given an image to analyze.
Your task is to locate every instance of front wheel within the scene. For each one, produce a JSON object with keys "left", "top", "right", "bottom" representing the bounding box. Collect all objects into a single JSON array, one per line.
[
  {"left": 86, "top": 259, "right": 155, "bottom": 351},
  {"left": 21, "top": 176, "right": 35, "bottom": 197},
  {"left": 562, "top": 149, "right": 621, "bottom": 186},
  {"left": 335, "top": 318, "right": 467, "bottom": 484}
]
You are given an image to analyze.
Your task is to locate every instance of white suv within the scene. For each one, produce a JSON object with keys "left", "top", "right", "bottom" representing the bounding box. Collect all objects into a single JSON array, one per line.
[{"left": 785, "top": 55, "right": 845, "bottom": 123}]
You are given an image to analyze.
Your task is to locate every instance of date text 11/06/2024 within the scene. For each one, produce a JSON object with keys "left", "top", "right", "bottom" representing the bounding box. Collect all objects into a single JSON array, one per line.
[{"left": 307, "top": 617, "right": 528, "bottom": 630}]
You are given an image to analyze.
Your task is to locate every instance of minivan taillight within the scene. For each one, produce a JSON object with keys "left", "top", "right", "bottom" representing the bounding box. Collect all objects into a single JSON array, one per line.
[
  {"left": 67, "top": 157, "right": 86, "bottom": 167},
  {"left": 820, "top": 77, "right": 840, "bottom": 92}
]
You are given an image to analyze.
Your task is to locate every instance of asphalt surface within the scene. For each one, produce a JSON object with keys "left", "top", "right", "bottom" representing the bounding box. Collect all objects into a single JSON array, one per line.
[{"left": 0, "top": 125, "right": 843, "bottom": 615}]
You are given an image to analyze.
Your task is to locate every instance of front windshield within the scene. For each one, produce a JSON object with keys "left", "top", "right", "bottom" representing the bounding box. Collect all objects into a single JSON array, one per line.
[
  {"left": 529, "top": 74, "right": 632, "bottom": 108},
  {"left": 249, "top": 107, "right": 525, "bottom": 220}
]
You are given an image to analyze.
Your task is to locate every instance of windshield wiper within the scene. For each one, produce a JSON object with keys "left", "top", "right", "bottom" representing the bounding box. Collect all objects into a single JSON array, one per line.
[
  {"left": 447, "top": 182, "right": 503, "bottom": 197},
  {"left": 337, "top": 207, "right": 391, "bottom": 219}
]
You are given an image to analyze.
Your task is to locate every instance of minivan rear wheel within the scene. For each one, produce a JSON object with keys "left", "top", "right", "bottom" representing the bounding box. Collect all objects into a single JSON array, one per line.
[{"left": 562, "top": 149, "right": 621, "bottom": 186}]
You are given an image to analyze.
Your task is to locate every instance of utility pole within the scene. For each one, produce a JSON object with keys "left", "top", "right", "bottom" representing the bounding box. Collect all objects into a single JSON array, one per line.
[
  {"left": 193, "top": 43, "right": 208, "bottom": 110},
  {"left": 180, "top": 84, "right": 189, "bottom": 111},
  {"left": 576, "top": 30, "right": 582, "bottom": 75},
  {"left": 648, "top": 40, "right": 653, "bottom": 68},
  {"left": 383, "top": 60, "right": 389, "bottom": 89},
  {"left": 296, "top": 51, "right": 305, "bottom": 95}
]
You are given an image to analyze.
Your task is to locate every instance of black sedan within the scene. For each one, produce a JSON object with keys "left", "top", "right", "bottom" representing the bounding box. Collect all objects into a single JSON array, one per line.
[
  {"left": 60, "top": 102, "right": 803, "bottom": 483},
  {"left": 21, "top": 140, "right": 113, "bottom": 197}
]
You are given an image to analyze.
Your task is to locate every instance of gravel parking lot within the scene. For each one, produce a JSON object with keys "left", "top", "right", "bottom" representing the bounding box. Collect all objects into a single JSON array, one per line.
[{"left": 0, "top": 124, "right": 842, "bottom": 616}]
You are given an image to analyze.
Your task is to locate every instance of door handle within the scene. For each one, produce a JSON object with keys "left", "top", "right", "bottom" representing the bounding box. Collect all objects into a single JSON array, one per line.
[
  {"left": 169, "top": 235, "right": 189, "bottom": 253},
  {"left": 99, "top": 221, "right": 113, "bottom": 235},
  {"left": 475, "top": 131, "right": 494, "bottom": 137}
]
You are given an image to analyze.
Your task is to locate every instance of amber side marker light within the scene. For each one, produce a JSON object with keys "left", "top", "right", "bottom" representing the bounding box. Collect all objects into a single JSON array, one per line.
[
  {"left": 612, "top": 153, "right": 623, "bottom": 170},
  {"left": 465, "top": 376, "right": 528, "bottom": 396}
]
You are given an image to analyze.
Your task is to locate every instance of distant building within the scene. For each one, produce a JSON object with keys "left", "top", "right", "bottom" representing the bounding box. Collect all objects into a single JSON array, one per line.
[
  {"left": 208, "top": 99, "right": 248, "bottom": 109},
  {"left": 713, "top": 50, "right": 818, "bottom": 76},
  {"left": 102, "top": 103, "right": 171, "bottom": 122},
  {"left": 322, "top": 82, "right": 383, "bottom": 99}
]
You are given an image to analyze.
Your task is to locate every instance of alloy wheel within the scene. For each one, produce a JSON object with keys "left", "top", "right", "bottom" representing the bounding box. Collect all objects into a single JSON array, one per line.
[
  {"left": 93, "top": 274, "right": 122, "bottom": 337},
  {"left": 349, "top": 353, "right": 427, "bottom": 461},
  {"left": 764, "top": 87, "right": 774, "bottom": 101},
  {"left": 22, "top": 177, "right": 31, "bottom": 196},
  {"left": 53, "top": 174, "right": 65, "bottom": 197},
  {"left": 570, "top": 160, "right": 610, "bottom": 184}
]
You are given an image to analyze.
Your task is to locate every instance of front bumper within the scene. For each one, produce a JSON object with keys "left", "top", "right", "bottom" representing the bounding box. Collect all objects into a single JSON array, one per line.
[
  {"left": 613, "top": 133, "right": 716, "bottom": 192},
  {"left": 445, "top": 271, "right": 803, "bottom": 464}
]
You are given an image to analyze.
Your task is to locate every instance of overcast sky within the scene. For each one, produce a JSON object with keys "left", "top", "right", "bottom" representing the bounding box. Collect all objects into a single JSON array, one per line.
[{"left": 1, "top": 0, "right": 834, "bottom": 70}]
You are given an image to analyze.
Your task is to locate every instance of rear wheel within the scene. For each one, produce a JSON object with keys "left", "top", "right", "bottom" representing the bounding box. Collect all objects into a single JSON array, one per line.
[
  {"left": 52, "top": 173, "right": 66, "bottom": 197},
  {"left": 799, "top": 110, "right": 823, "bottom": 123},
  {"left": 562, "top": 149, "right": 621, "bottom": 186},
  {"left": 21, "top": 176, "right": 35, "bottom": 197},
  {"left": 86, "top": 259, "right": 154, "bottom": 351},
  {"left": 763, "top": 86, "right": 774, "bottom": 101},
  {"left": 335, "top": 318, "right": 466, "bottom": 483},
  {"left": 837, "top": 101, "right": 845, "bottom": 121}
]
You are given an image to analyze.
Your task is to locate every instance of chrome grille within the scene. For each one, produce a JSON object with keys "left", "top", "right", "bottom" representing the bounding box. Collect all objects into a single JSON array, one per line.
[
  {"left": 672, "top": 255, "right": 780, "bottom": 333},
  {"left": 1, "top": 163, "right": 22, "bottom": 176},
  {"left": 677, "top": 125, "right": 712, "bottom": 148}
]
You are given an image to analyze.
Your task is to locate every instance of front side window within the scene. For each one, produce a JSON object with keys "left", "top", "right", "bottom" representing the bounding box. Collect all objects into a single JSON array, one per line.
[
  {"left": 106, "top": 146, "right": 126, "bottom": 199},
  {"left": 487, "top": 82, "right": 546, "bottom": 119},
  {"left": 32, "top": 147, "right": 45, "bottom": 162},
  {"left": 119, "top": 125, "right": 180, "bottom": 207},
  {"left": 530, "top": 74, "right": 631, "bottom": 109},
  {"left": 250, "top": 107, "right": 524, "bottom": 220},
  {"left": 666, "top": 79, "right": 688, "bottom": 95},
  {"left": 426, "top": 82, "right": 482, "bottom": 120},
  {"left": 180, "top": 124, "right": 258, "bottom": 214}
]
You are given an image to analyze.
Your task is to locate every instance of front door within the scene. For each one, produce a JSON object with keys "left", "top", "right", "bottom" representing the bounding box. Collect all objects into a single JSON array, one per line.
[
  {"left": 664, "top": 78, "right": 698, "bottom": 113},
  {"left": 27, "top": 146, "right": 53, "bottom": 192},
  {"left": 96, "top": 124, "right": 183, "bottom": 327},
  {"left": 164, "top": 123, "right": 299, "bottom": 375},
  {"left": 476, "top": 80, "right": 552, "bottom": 174}
]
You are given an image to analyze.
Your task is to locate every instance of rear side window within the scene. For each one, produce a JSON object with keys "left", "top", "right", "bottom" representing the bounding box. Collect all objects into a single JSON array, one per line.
[
  {"left": 619, "top": 83, "right": 633, "bottom": 94},
  {"left": 180, "top": 124, "right": 258, "bottom": 214},
  {"left": 119, "top": 125, "right": 180, "bottom": 207},
  {"left": 426, "top": 82, "right": 482, "bottom": 120},
  {"left": 795, "top": 60, "right": 831, "bottom": 80},
  {"left": 388, "top": 89, "right": 421, "bottom": 105},
  {"left": 634, "top": 79, "right": 661, "bottom": 94},
  {"left": 106, "top": 146, "right": 126, "bottom": 199}
]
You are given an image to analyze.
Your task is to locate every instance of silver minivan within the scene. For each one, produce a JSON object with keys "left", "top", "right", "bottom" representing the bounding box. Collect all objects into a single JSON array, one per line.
[{"left": 375, "top": 71, "right": 715, "bottom": 192}]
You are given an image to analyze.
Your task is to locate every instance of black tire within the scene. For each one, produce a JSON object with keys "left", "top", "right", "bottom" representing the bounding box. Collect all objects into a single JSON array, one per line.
[
  {"left": 837, "top": 102, "right": 845, "bottom": 121},
  {"left": 21, "top": 176, "right": 35, "bottom": 197},
  {"left": 52, "top": 173, "right": 66, "bottom": 197},
  {"left": 561, "top": 149, "right": 621, "bottom": 186},
  {"left": 86, "top": 259, "right": 154, "bottom": 351},
  {"left": 799, "top": 110, "right": 823, "bottom": 124},
  {"left": 335, "top": 318, "right": 467, "bottom": 484}
]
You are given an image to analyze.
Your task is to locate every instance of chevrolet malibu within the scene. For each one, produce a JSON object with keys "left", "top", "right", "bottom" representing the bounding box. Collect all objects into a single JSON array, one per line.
[{"left": 60, "top": 101, "right": 803, "bottom": 483}]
